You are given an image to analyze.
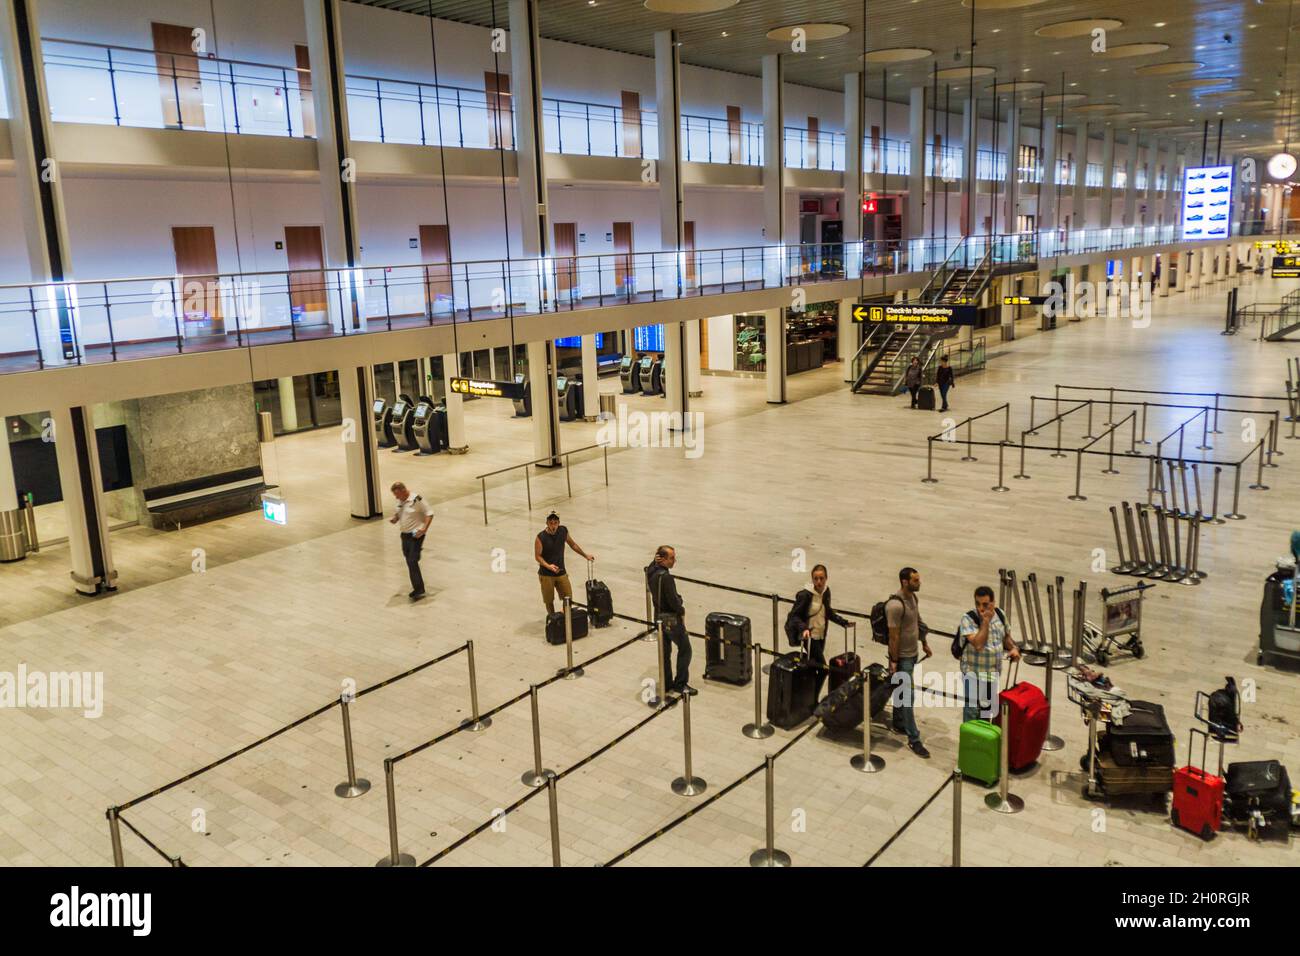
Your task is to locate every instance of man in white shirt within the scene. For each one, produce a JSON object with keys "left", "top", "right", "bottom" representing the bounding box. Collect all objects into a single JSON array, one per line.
[{"left": 389, "top": 481, "right": 433, "bottom": 600}]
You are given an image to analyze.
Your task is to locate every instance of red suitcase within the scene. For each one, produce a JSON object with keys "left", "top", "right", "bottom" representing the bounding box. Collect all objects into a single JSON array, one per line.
[
  {"left": 994, "top": 661, "right": 1049, "bottom": 772},
  {"left": 827, "top": 623, "right": 861, "bottom": 694},
  {"left": 1171, "top": 728, "right": 1224, "bottom": 841}
]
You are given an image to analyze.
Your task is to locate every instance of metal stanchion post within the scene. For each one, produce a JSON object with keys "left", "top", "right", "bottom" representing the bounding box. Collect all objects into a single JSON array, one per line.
[
  {"left": 749, "top": 755, "right": 791, "bottom": 867},
  {"left": 1188, "top": 512, "right": 1206, "bottom": 582},
  {"left": 1068, "top": 449, "right": 1087, "bottom": 500},
  {"left": 1029, "top": 573, "right": 1049, "bottom": 656},
  {"left": 1249, "top": 437, "right": 1270, "bottom": 490},
  {"left": 1014, "top": 431, "right": 1031, "bottom": 480},
  {"left": 1155, "top": 506, "right": 1174, "bottom": 576},
  {"left": 334, "top": 697, "right": 371, "bottom": 798},
  {"left": 1003, "top": 402, "right": 1011, "bottom": 444},
  {"left": 648, "top": 622, "right": 667, "bottom": 708},
  {"left": 1020, "top": 579, "right": 1042, "bottom": 652},
  {"left": 1139, "top": 401, "right": 1151, "bottom": 444},
  {"left": 1208, "top": 465, "right": 1224, "bottom": 524},
  {"left": 1225, "top": 463, "right": 1246, "bottom": 519},
  {"left": 1052, "top": 415, "right": 1066, "bottom": 458},
  {"left": 962, "top": 419, "right": 978, "bottom": 462},
  {"left": 670, "top": 692, "right": 707, "bottom": 796},
  {"left": 480, "top": 477, "right": 488, "bottom": 525},
  {"left": 1071, "top": 582, "right": 1087, "bottom": 669},
  {"left": 1054, "top": 575, "right": 1069, "bottom": 669},
  {"left": 850, "top": 675, "right": 886, "bottom": 773},
  {"left": 1139, "top": 505, "right": 1164, "bottom": 578},
  {"left": 460, "top": 640, "right": 492, "bottom": 731},
  {"left": 1041, "top": 639, "right": 1065, "bottom": 751},
  {"left": 1266, "top": 418, "right": 1279, "bottom": 466},
  {"left": 520, "top": 685, "right": 557, "bottom": 786},
  {"left": 1127, "top": 410, "right": 1140, "bottom": 456},
  {"left": 1166, "top": 459, "right": 1180, "bottom": 516},
  {"left": 376, "top": 759, "right": 415, "bottom": 867},
  {"left": 643, "top": 584, "right": 657, "bottom": 642},
  {"left": 557, "top": 596, "right": 585, "bottom": 679},
  {"left": 984, "top": 699, "right": 1024, "bottom": 813},
  {"left": 1197, "top": 410, "right": 1211, "bottom": 451},
  {"left": 742, "top": 644, "right": 774, "bottom": 738},
  {"left": 1169, "top": 510, "right": 1187, "bottom": 583},
  {"left": 1179, "top": 460, "right": 1193, "bottom": 518},
  {"left": 1102, "top": 421, "right": 1119, "bottom": 474},
  {"left": 992, "top": 442, "right": 1010, "bottom": 492},
  {"left": 525, "top": 466, "right": 532, "bottom": 512},
  {"left": 1008, "top": 570, "right": 1027, "bottom": 653},
  {"left": 1122, "top": 502, "right": 1145, "bottom": 574},
  {"left": 922, "top": 437, "right": 938, "bottom": 483},
  {"left": 1211, "top": 393, "right": 1222, "bottom": 434},
  {"left": 547, "top": 777, "right": 562, "bottom": 867},
  {"left": 1191, "top": 462, "right": 1204, "bottom": 517},
  {"left": 1083, "top": 400, "right": 1096, "bottom": 440},
  {"left": 951, "top": 768, "right": 962, "bottom": 867},
  {"left": 1106, "top": 387, "right": 1115, "bottom": 426},
  {"left": 1109, "top": 506, "right": 1133, "bottom": 573},
  {"left": 107, "top": 808, "right": 125, "bottom": 867}
]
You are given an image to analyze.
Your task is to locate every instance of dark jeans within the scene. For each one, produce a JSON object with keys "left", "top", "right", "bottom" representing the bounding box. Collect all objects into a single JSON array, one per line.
[
  {"left": 908, "top": 385, "right": 920, "bottom": 407},
  {"left": 660, "top": 620, "right": 692, "bottom": 691},
  {"left": 809, "top": 638, "right": 826, "bottom": 667},
  {"left": 890, "top": 655, "right": 921, "bottom": 743},
  {"left": 938, "top": 382, "right": 951, "bottom": 410},
  {"left": 400, "top": 532, "right": 425, "bottom": 593}
]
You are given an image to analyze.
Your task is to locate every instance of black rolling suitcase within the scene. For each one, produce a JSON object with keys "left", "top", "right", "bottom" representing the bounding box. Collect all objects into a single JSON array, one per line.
[
  {"left": 704, "top": 612, "right": 753, "bottom": 685},
  {"left": 1224, "top": 760, "right": 1292, "bottom": 835},
  {"left": 1106, "top": 700, "right": 1175, "bottom": 767},
  {"left": 815, "top": 662, "right": 889, "bottom": 731},
  {"left": 917, "top": 386, "right": 936, "bottom": 410},
  {"left": 546, "top": 608, "right": 588, "bottom": 645},
  {"left": 584, "top": 559, "right": 613, "bottom": 627},
  {"left": 827, "top": 622, "right": 861, "bottom": 693},
  {"left": 766, "top": 639, "right": 823, "bottom": 730}
]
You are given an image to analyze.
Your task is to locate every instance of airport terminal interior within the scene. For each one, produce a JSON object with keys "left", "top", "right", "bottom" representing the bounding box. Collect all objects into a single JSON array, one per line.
[{"left": 2, "top": 0, "right": 1300, "bottom": 871}]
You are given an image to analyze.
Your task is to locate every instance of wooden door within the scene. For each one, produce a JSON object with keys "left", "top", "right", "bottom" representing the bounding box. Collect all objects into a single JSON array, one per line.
[
  {"left": 805, "top": 117, "right": 819, "bottom": 168},
  {"left": 152, "top": 23, "right": 205, "bottom": 130},
  {"left": 419, "top": 224, "right": 452, "bottom": 313},
  {"left": 621, "top": 90, "right": 642, "bottom": 158},
  {"left": 553, "top": 222, "right": 577, "bottom": 294},
  {"left": 613, "top": 222, "right": 633, "bottom": 291},
  {"left": 295, "top": 44, "right": 315, "bottom": 138},
  {"left": 485, "top": 71, "right": 513, "bottom": 149},
  {"left": 172, "top": 226, "right": 222, "bottom": 334},
  {"left": 726, "top": 105, "right": 742, "bottom": 163},
  {"left": 684, "top": 220, "right": 697, "bottom": 287},
  {"left": 284, "top": 226, "right": 327, "bottom": 323}
]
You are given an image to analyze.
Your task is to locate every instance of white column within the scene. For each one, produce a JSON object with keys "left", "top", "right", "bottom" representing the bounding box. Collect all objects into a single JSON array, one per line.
[
  {"left": 528, "top": 340, "right": 560, "bottom": 465},
  {"left": 276, "top": 377, "right": 299, "bottom": 432},
  {"left": 1039, "top": 113, "right": 1059, "bottom": 232},
  {"left": 763, "top": 54, "right": 785, "bottom": 249},
  {"left": 1158, "top": 253, "right": 1171, "bottom": 297},
  {"left": 838, "top": 298, "right": 858, "bottom": 380},
  {"left": 843, "top": 71, "right": 863, "bottom": 275},
  {"left": 1098, "top": 126, "right": 1116, "bottom": 229},
  {"left": 440, "top": 354, "right": 468, "bottom": 452},
  {"left": 339, "top": 365, "right": 383, "bottom": 516},
  {"left": 1003, "top": 100, "right": 1020, "bottom": 233},
  {"left": 685, "top": 321, "right": 702, "bottom": 397},
  {"left": 655, "top": 30, "right": 689, "bottom": 422},
  {"left": 0, "top": 423, "right": 17, "bottom": 512},
  {"left": 1073, "top": 121, "right": 1090, "bottom": 230},
  {"left": 50, "top": 407, "right": 117, "bottom": 594},
  {"left": 580, "top": 335, "right": 599, "bottom": 420},
  {"left": 510, "top": 0, "right": 549, "bottom": 259},
  {"left": 907, "top": 85, "right": 926, "bottom": 238},
  {"left": 1122, "top": 131, "right": 1139, "bottom": 228},
  {"left": 962, "top": 97, "right": 979, "bottom": 236},
  {"left": 764, "top": 308, "right": 786, "bottom": 404},
  {"left": 1175, "top": 250, "right": 1188, "bottom": 292}
]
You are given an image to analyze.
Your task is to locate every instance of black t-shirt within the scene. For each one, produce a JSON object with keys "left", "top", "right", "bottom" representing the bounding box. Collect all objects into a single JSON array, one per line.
[
  {"left": 537, "top": 526, "right": 568, "bottom": 576},
  {"left": 937, "top": 365, "right": 954, "bottom": 387}
]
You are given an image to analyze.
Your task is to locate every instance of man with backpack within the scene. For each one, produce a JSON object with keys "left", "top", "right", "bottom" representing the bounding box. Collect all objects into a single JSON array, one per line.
[
  {"left": 955, "top": 585, "right": 1020, "bottom": 722},
  {"left": 878, "top": 567, "right": 932, "bottom": 758}
]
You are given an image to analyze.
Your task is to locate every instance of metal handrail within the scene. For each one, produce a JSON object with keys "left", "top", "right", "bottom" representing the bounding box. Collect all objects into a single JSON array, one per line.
[
  {"left": 476, "top": 442, "right": 610, "bottom": 525},
  {"left": 918, "top": 238, "right": 966, "bottom": 303}
]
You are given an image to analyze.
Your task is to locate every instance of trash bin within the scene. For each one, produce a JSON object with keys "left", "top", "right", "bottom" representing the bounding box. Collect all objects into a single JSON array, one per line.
[
  {"left": 0, "top": 507, "right": 29, "bottom": 562},
  {"left": 599, "top": 392, "right": 617, "bottom": 420}
]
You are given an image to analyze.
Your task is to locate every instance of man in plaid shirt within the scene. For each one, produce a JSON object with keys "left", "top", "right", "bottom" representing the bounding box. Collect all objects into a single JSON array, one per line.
[{"left": 957, "top": 585, "right": 1020, "bottom": 722}]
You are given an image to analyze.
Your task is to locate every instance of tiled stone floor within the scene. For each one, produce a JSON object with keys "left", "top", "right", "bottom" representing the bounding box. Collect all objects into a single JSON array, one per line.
[{"left": 2, "top": 271, "right": 1298, "bottom": 867}]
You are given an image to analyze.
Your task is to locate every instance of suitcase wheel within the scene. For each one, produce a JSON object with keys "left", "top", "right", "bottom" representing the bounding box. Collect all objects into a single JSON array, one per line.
[
  {"left": 1200, "top": 824, "right": 1214, "bottom": 842},
  {"left": 1170, "top": 808, "right": 1179, "bottom": 831}
]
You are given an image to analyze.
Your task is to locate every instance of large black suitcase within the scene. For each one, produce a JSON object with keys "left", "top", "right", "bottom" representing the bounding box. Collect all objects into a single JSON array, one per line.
[
  {"left": 1106, "top": 700, "right": 1175, "bottom": 767},
  {"left": 917, "top": 386, "right": 936, "bottom": 410},
  {"left": 704, "top": 612, "right": 752, "bottom": 685},
  {"left": 814, "top": 662, "right": 889, "bottom": 730},
  {"left": 585, "top": 559, "right": 613, "bottom": 627},
  {"left": 766, "top": 647, "right": 823, "bottom": 730},
  {"left": 546, "top": 608, "right": 589, "bottom": 645},
  {"left": 1224, "top": 760, "right": 1292, "bottom": 822}
]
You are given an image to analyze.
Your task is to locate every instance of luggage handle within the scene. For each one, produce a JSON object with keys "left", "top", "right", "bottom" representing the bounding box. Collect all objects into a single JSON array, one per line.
[
  {"left": 1187, "top": 727, "right": 1212, "bottom": 776},
  {"left": 586, "top": 556, "right": 595, "bottom": 585},
  {"left": 844, "top": 621, "right": 856, "bottom": 656},
  {"left": 1003, "top": 656, "right": 1020, "bottom": 690}
]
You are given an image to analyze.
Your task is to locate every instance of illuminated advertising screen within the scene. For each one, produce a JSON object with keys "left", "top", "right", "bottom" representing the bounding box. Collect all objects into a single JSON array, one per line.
[
  {"left": 1181, "top": 164, "right": 1233, "bottom": 241},
  {"left": 633, "top": 324, "right": 665, "bottom": 352}
]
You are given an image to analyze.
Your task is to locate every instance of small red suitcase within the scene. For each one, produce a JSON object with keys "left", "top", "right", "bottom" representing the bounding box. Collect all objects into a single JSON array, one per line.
[
  {"left": 1172, "top": 728, "right": 1224, "bottom": 841},
  {"left": 827, "top": 623, "right": 861, "bottom": 694},
  {"left": 994, "top": 661, "right": 1049, "bottom": 771}
]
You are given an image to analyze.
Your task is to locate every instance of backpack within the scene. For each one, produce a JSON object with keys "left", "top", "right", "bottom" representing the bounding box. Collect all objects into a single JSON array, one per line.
[
  {"left": 952, "top": 607, "right": 1008, "bottom": 660},
  {"left": 1206, "top": 677, "right": 1242, "bottom": 738},
  {"left": 869, "top": 596, "right": 901, "bottom": 645}
]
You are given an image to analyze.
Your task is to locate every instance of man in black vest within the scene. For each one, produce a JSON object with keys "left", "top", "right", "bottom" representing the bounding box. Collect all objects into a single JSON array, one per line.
[{"left": 535, "top": 511, "right": 595, "bottom": 614}]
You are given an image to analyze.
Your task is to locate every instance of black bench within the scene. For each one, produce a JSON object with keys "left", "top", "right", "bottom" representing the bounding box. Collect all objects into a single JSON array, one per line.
[{"left": 142, "top": 467, "right": 272, "bottom": 530}]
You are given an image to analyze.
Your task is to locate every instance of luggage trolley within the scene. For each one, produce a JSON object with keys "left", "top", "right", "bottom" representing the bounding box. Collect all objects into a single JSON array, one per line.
[
  {"left": 1069, "top": 676, "right": 1172, "bottom": 805},
  {"left": 1258, "top": 556, "right": 1300, "bottom": 668},
  {"left": 1082, "top": 582, "right": 1153, "bottom": 666}
]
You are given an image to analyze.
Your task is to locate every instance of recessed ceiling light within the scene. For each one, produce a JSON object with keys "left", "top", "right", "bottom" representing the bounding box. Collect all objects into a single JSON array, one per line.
[
  {"left": 935, "top": 65, "right": 996, "bottom": 79},
  {"left": 1136, "top": 61, "right": 1203, "bottom": 76},
  {"left": 991, "top": 28, "right": 1001, "bottom": 34},
  {"left": 863, "top": 47, "right": 933, "bottom": 63},
  {"left": 1098, "top": 42, "right": 1171, "bottom": 59},
  {"left": 1035, "top": 18, "right": 1124, "bottom": 39},
  {"left": 765, "top": 22, "right": 849, "bottom": 41},
  {"left": 1153, "top": 22, "right": 1166, "bottom": 28},
  {"left": 645, "top": 0, "right": 737, "bottom": 10},
  {"left": 720, "top": 31, "right": 728, "bottom": 37}
]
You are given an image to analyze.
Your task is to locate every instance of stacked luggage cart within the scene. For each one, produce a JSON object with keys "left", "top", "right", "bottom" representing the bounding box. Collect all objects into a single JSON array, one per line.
[{"left": 1068, "top": 677, "right": 1174, "bottom": 804}]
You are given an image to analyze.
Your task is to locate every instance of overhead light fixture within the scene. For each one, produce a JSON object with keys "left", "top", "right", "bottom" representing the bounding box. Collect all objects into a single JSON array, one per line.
[
  {"left": 765, "top": 22, "right": 849, "bottom": 41},
  {"left": 644, "top": 0, "right": 738, "bottom": 11}
]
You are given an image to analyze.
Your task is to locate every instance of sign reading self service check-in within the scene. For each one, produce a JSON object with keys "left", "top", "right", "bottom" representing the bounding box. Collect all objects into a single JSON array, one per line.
[
  {"left": 450, "top": 377, "right": 526, "bottom": 399},
  {"left": 852, "top": 303, "right": 978, "bottom": 326},
  {"left": 1272, "top": 256, "right": 1300, "bottom": 280}
]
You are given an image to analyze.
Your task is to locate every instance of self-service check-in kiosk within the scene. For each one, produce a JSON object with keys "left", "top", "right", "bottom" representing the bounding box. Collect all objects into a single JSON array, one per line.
[
  {"left": 412, "top": 398, "right": 443, "bottom": 454},
  {"left": 432, "top": 405, "right": 450, "bottom": 450},
  {"left": 374, "top": 398, "right": 396, "bottom": 448},
  {"left": 559, "top": 375, "right": 586, "bottom": 421},
  {"left": 391, "top": 395, "right": 419, "bottom": 451},
  {"left": 620, "top": 355, "right": 638, "bottom": 393},
  {"left": 640, "top": 355, "right": 662, "bottom": 396},
  {"left": 513, "top": 373, "right": 531, "bottom": 417}
]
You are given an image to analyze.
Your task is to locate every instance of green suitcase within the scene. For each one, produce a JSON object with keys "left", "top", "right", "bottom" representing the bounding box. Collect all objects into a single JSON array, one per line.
[{"left": 958, "top": 719, "right": 1001, "bottom": 786}]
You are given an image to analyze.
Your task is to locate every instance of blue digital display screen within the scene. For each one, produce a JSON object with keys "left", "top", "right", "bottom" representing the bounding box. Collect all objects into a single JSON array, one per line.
[
  {"left": 633, "top": 324, "right": 665, "bottom": 352},
  {"left": 1181, "top": 164, "right": 1233, "bottom": 241},
  {"left": 555, "top": 333, "right": 603, "bottom": 349}
]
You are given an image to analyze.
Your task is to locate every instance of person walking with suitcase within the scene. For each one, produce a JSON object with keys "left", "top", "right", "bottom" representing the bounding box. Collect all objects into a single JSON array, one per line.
[
  {"left": 535, "top": 511, "right": 595, "bottom": 614},
  {"left": 905, "top": 357, "right": 923, "bottom": 408},
  {"left": 389, "top": 481, "right": 432, "bottom": 601},
  {"left": 936, "top": 354, "right": 955, "bottom": 412},
  {"left": 956, "top": 585, "right": 1020, "bottom": 722},
  {"left": 787, "top": 564, "right": 851, "bottom": 670},
  {"left": 887, "top": 567, "right": 933, "bottom": 758},
  {"left": 645, "top": 545, "right": 696, "bottom": 698}
]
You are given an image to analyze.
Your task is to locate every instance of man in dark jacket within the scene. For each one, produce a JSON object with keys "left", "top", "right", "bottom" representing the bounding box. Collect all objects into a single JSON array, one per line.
[
  {"left": 936, "top": 355, "right": 955, "bottom": 412},
  {"left": 645, "top": 545, "right": 695, "bottom": 698}
]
